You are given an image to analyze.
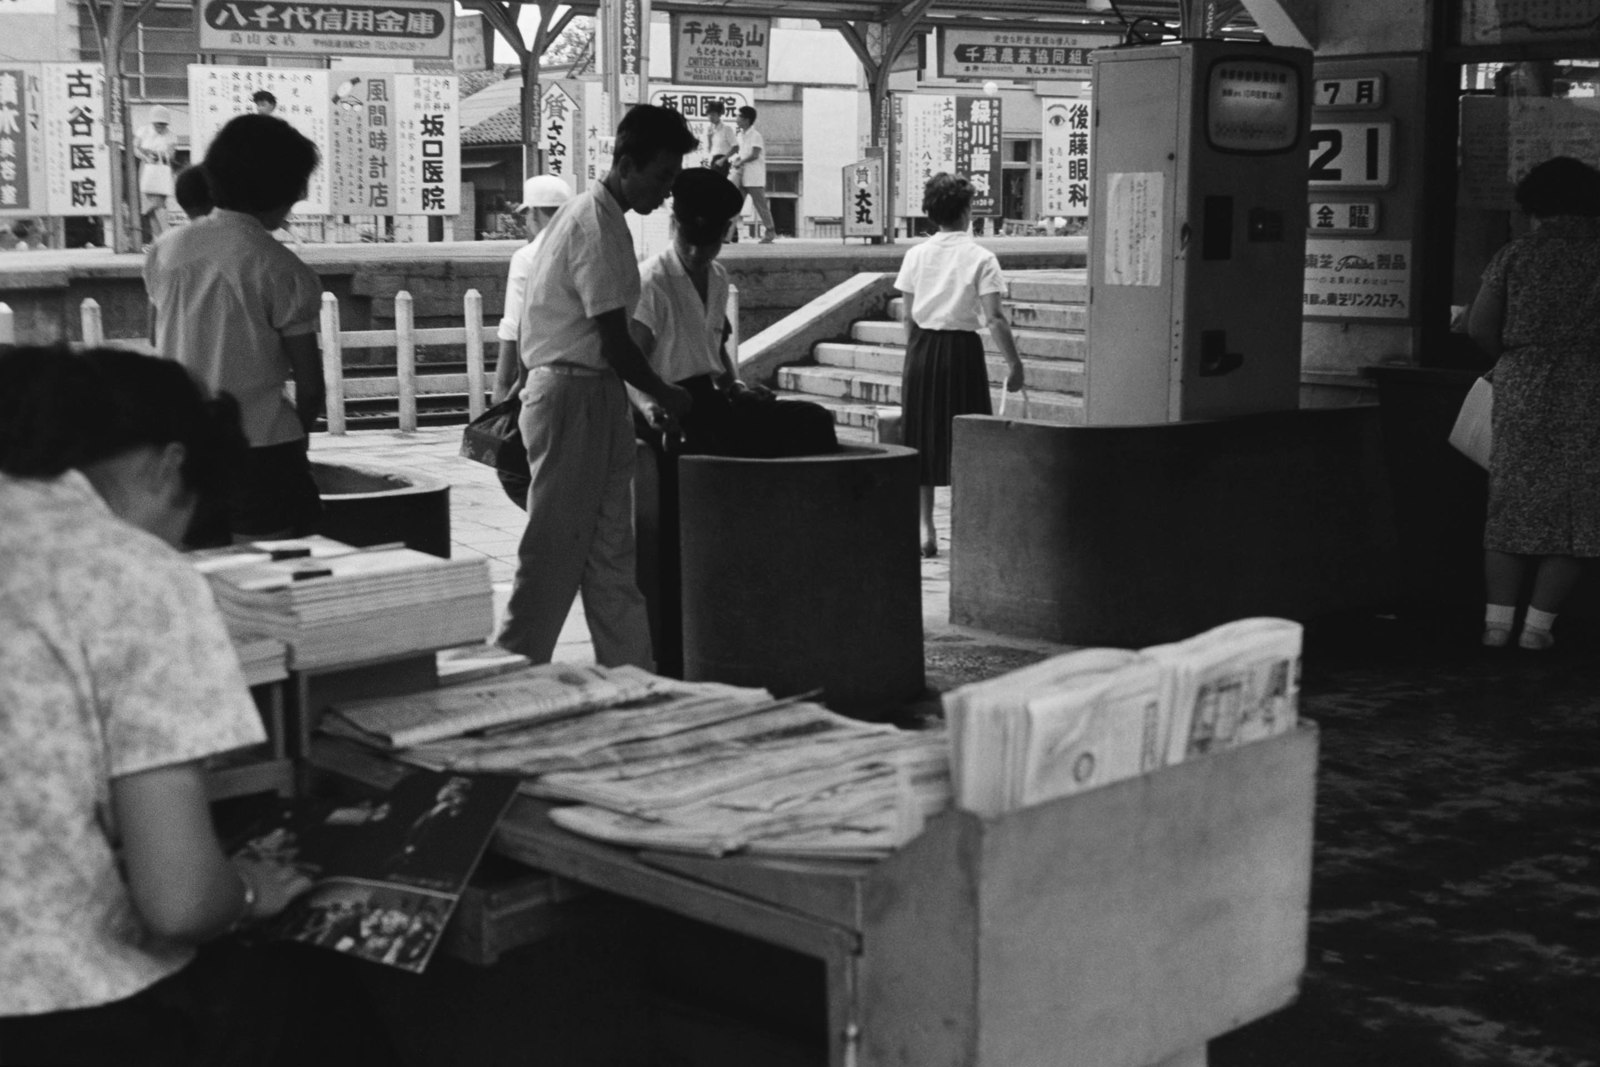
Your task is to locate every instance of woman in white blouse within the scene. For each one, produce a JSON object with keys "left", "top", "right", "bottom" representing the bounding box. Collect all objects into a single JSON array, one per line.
[{"left": 895, "top": 172, "right": 1025, "bottom": 557}]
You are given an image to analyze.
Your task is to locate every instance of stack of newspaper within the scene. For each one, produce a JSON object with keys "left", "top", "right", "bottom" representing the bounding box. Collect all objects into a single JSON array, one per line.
[
  {"left": 322, "top": 665, "right": 950, "bottom": 859},
  {"left": 231, "top": 631, "right": 289, "bottom": 688},
  {"left": 945, "top": 618, "right": 1302, "bottom": 818},
  {"left": 191, "top": 538, "right": 494, "bottom": 670}
]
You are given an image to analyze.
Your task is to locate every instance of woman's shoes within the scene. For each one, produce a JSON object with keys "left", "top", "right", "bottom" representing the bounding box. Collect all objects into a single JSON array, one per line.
[
  {"left": 1517, "top": 626, "right": 1555, "bottom": 651},
  {"left": 1481, "top": 626, "right": 1513, "bottom": 648}
]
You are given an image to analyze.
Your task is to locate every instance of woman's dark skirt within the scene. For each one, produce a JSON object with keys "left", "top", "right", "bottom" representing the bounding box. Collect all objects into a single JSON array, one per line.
[{"left": 900, "top": 328, "right": 991, "bottom": 487}]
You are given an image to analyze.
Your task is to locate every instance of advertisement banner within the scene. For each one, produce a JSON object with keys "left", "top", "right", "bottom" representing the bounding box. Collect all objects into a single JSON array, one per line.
[
  {"left": 842, "top": 156, "right": 883, "bottom": 238},
  {"left": 618, "top": 0, "right": 645, "bottom": 104},
  {"left": 670, "top": 13, "right": 770, "bottom": 88},
  {"left": 894, "top": 94, "right": 999, "bottom": 218},
  {"left": 537, "top": 82, "right": 578, "bottom": 189},
  {"left": 1302, "top": 238, "right": 1412, "bottom": 320},
  {"left": 935, "top": 27, "right": 1113, "bottom": 81},
  {"left": 393, "top": 73, "right": 459, "bottom": 215},
  {"left": 197, "top": 0, "right": 453, "bottom": 60},
  {"left": 41, "top": 62, "right": 110, "bottom": 217},
  {"left": 328, "top": 72, "right": 395, "bottom": 213},
  {"left": 0, "top": 66, "right": 41, "bottom": 216},
  {"left": 1042, "top": 97, "right": 1091, "bottom": 219},
  {"left": 189, "top": 66, "right": 330, "bottom": 212}
]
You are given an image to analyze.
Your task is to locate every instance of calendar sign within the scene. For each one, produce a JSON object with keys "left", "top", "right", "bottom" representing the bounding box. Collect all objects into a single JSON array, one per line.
[
  {"left": 1308, "top": 199, "right": 1380, "bottom": 235},
  {"left": 1313, "top": 74, "right": 1384, "bottom": 110},
  {"left": 1308, "top": 121, "right": 1394, "bottom": 188}
]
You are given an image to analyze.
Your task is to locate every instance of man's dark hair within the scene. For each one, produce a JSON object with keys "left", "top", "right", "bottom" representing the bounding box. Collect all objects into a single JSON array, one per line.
[
  {"left": 922, "top": 172, "right": 975, "bottom": 226},
  {"left": 706, "top": 100, "right": 725, "bottom": 116},
  {"left": 252, "top": 89, "right": 277, "bottom": 107},
  {"left": 612, "top": 104, "right": 698, "bottom": 170},
  {"left": 1515, "top": 156, "right": 1600, "bottom": 218},
  {"left": 737, "top": 105, "right": 757, "bottom": 123},
  {"left": 173, "top": 165, "right": 213, "bottom": 218},
  {"left": 203, "top": 114, "right": 318, "bottom": 213},
  {"left": 0, "top": 346, "right": 245, "bottom": 500},
  {"left": 672, "top": 168, "right": 744, "bottom": 245}
]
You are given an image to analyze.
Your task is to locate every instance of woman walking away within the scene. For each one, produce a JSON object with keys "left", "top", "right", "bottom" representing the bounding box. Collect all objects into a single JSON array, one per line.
[
  {"left": 895, "top": 172, "right": 1025, "bottom": 557},
  {"left": 1468, "top": 156, "right": 1600, "bottom": 650}
]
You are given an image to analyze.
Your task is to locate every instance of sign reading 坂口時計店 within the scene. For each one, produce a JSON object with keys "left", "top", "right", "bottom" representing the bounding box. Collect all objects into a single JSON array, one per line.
[
  {"left": 196, "top": 0, "right": 454, "bottom": 60},
  {"left": 669, "top": 14, "right": 770, "bottom": 88}
]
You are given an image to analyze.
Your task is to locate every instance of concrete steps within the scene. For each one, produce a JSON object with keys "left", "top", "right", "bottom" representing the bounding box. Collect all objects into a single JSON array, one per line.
[{"left": 773, "top": 269, "right": 1088, "bottom": 439}]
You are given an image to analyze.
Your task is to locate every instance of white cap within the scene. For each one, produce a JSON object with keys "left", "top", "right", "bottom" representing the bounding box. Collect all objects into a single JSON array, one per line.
[
  {"left": 517, "top": 175, "right": 571, "bottom": 210},
  {"left": 150, "top": 105, "right": 173, "bottom": 125}
]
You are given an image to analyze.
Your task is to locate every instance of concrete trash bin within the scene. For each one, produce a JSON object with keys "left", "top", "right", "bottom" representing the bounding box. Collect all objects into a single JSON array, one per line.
[
  {"left": 677, "top": 443, "right": 925, "bottom": 718},
  {"left": 310, "top": 459, "right": 452, "bottom": 559}
]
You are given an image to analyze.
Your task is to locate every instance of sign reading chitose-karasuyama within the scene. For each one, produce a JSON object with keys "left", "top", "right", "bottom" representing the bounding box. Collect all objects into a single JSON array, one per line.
[
  {"left": 197, "top": 0, "right": 454, "bottom": 59},
  {"left": 669, "top": 14, "right": 770, "bottom": 88}
]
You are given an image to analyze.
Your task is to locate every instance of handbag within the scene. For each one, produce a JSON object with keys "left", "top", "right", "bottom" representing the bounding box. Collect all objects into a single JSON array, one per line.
[
  {"left": 1447, "top": 376, "right": 1493, "bottom": 470},
  {"left": 460, "top": 397, "right": 531, "bottom": 507}
]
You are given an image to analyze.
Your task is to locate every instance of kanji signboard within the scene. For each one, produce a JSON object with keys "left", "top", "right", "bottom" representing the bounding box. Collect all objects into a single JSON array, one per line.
[
  {"left": 936, "top": 28, "right": 1114, "bottom": 81},
  {"left": 1042, "top": 97, "right": 1091, "bottom": 219},
  {"left": 892, "top": 94, "right": 1001, "bottom": 218},
  {"left": 0, "top": 63, "right": 113, "bottom": 217},
  {"left": 670, "top": 14, "right": 770, "bottom": 88},
  {"left": 190, "top": 66, "right": 330, "bottom": 212},
  {"left": 537, "top": 82, "right": 578, "bottom": 187},
  {"left": 842, "top": 156, "right": 883, "bottom": 238},
  {"left": 197, "top": 0, "right": 453, "bottom": 59}
]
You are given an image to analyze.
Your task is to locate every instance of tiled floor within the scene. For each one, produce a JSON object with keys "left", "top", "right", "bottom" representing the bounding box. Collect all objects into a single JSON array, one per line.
[{"left": 311, "top": 427, "right": 1060, "bottom": 672}]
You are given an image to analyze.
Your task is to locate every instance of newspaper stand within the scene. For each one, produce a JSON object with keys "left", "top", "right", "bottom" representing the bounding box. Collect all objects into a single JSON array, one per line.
[{"left": 311, "top": 721, "right": 1317, "bottom": 1067}]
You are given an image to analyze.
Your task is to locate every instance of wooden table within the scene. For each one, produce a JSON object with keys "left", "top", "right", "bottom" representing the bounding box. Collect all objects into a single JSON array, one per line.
[{"left": 311, "top": 723, "right": 1316, "bottom": 1067}]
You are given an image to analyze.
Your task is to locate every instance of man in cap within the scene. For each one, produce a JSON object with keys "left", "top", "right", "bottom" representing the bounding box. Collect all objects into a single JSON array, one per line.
[
  {"left": 134, "top": 105, "right": 177, "bottom": 242},
  {"left": 493, "top": 174, "right": 572, "bottom": 405}
]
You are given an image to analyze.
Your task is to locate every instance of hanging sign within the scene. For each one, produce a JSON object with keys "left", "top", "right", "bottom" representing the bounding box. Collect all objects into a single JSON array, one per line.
[
  {"left": 189, "top": 66, "right": 331, "bottom": 212},
  {"left": 41, "top": 62, "right": 111, "bottom": 217},
  {"left": 1042, "top": 97, "right": 1091, "bottom": 219},
  {"left": 936, "top": 28, "right": 1114, "bottom": 81},
  {"left": 669, "top": 13, "right": 770, "bottom": 88},
  {"left": 842, "top": 156, "right": 883, "bottom": 238},
  {"left": 537, "top": 82, "right": 579, "bottom": 188},
  {"left": 196, "top": 0, "right": 454, "bottom": 60},
  {"left": 617, "top": 0, "right": 646, "bottom": 104}
]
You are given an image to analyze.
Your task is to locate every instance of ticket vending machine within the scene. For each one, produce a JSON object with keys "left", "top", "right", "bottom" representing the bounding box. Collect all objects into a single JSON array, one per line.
[{"left": 1086, "top": 40, "right": 1313, "bottom": 424}]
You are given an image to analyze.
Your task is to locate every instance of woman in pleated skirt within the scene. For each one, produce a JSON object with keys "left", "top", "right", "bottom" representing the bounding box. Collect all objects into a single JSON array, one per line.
[{"left": 895, "top": 173, "right": 1025, "bottom": 556}]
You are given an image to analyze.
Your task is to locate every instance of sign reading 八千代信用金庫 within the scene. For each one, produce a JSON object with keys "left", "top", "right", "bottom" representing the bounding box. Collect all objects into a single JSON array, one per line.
[{"left": 196, "top": 0, "right": 454, "bottom": 59}]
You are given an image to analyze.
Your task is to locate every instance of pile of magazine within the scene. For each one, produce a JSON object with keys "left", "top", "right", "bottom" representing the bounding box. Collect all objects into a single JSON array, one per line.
[
  {"left": 189, "top": 537, "right": 494, "bottom": 670},
  {"left": 322, "top": 663, "right": 949, "bottom": 860},
  {"left": 231, "top": 631, "right": 288, "bottom": 687},
  {"left": 945, "top": 618, "right": 1302, "bottom": 818}
]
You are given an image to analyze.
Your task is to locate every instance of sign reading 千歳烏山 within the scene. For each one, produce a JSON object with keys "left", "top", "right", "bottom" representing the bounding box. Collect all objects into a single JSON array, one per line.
[
  {"left": 196, "top": 0, "right": 454, "bottom": 60},
  {"left": 935, "top": 28, "right": 1115, "bottom": 81},
  {"left": 670, "top": 14, "right": 770, "bottom": 89},
  {"left": 1041, "top": 97, "right": 1091, "bottom": 220}
]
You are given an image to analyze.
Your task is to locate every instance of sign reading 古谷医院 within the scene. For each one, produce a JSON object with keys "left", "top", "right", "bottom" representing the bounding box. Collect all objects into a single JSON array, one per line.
[
  {"left": 0, "top": 63, "right": 114, "bottom": 218},
  {"left": 196, "top": 0, "right": 454, "bottom": 60},
  {"left": 935, "top": 28, "right": 1116, "bottom": 81},
  {"left": 670, "top": 14, "right": 770, "bottom": 88}
]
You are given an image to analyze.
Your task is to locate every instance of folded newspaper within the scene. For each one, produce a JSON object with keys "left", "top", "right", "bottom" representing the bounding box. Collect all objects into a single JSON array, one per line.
[{"left": 944, "top": 618, "right": 1302, "bottom": 817}]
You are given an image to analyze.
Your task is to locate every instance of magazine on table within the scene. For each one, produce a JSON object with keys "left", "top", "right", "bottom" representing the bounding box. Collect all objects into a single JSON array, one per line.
[{"left": 230, "top": 768, "right": 519, "bottom": 973}]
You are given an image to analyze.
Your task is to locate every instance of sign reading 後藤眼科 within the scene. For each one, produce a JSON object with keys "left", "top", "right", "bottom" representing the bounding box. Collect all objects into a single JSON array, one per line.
[
  {"left": 196, "top": 0, "right": 454, "bottom": 60},
  {"left": 670, "top": 14, "right": 770, "bottom": 89},
  {"left": 1041, "top": 97, "right": 1091, "bottom": 220}
]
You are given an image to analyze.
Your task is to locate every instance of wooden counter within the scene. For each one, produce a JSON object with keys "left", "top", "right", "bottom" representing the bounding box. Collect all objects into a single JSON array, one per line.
[{"left": 310, "top": 722, "right": 1317, "bottom": 1067}]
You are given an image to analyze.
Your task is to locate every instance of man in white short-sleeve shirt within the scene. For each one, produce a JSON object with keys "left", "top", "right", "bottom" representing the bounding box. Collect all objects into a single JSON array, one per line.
[
  {"left": 732, "top": 106, "right": 777, "bottom": 244},
  {"left": 492, "top": 174, "right": 572, "bottom": 404},
  {"left": 496, "top": 105, "right": 697, "bottom": 668}
]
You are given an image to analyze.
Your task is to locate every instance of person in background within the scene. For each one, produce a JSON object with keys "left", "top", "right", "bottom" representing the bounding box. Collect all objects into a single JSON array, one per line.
[
  {"left": 631, "top": 167, "right": 836, "bottom": 458},
  {"left": 895, "top": 172, "right": 1025, "bottom": 558},
  {"left": 495, "top": 104, "right": 696, "bottom": 670},
  {"left": 134, "top": 105, "right": 177, "bottom": 244},
  {"left": 702, "top": 99, "right": 737, "bottom": 180},
  {"left": 731, "top": 105, "right": 776, "bottom": 244},
  {"left": 172, "top": 165, "right": 213, "bottom": 221},
  {"left": 1467, "top": 156, "right": 1600, "bottom": 650},
  {"left": 0, "top": 346, "right": 313, "bottom": 1065},
  {"left": 144, "top": 114, "right": 324, "bottom": 546},
  {"left": 252, "top": 89, "right": 277, "bottom": 116},
  {"left": 492, "top": 174, "right": 572, "bottom": 405}
]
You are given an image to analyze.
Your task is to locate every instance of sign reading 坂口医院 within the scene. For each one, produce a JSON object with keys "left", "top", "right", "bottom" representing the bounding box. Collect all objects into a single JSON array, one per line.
[
  {"left": 670, "top": 14, "right": 770, "bottom": 89},
  {"left": 1041, "top": 97, "right": 1091, "bottom": 220},
  {"left": 196, "top": 0, "right": 454, "bottom": 60},
  {"left": 935, "top": 28, "right": 1115, "bottom": 81}
]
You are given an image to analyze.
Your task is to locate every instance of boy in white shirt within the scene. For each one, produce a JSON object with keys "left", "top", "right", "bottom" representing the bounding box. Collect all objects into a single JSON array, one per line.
[{"left": 732, "top": 106, "right": 777, "bottom": 244}]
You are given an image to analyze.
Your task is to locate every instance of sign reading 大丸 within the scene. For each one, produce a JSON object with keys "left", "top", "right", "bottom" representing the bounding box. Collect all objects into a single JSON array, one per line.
[
  {"left": 670, "top": 14, "right": 770, "bottom": 88},
  {"left": 197, "top": 0, "right": 454, "bottom": 59},
  {"left": 842, "top": 156, "right": 883, "bottom": 238},
  {"left": 935, "top": 28, "right": 1114, "bottom": 81}
]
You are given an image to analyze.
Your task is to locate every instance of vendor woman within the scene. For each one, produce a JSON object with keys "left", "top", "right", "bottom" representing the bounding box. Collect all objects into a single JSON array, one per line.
[{"left": 0, "top": 346, "right": 313, "bottom": 1064}]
